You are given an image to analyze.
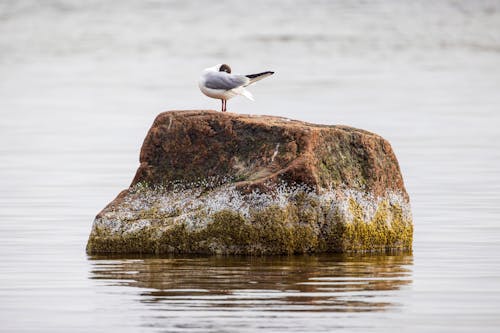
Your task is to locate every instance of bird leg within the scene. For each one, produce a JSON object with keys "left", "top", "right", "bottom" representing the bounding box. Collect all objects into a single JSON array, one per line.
[{"left": 221, "top": 99, "right": 227, "bottom": 112}]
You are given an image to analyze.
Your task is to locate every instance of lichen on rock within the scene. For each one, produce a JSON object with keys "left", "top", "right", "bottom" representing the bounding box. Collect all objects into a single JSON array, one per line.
[{"left": 86, "top": 110, "right": 413, "bottom": 254}]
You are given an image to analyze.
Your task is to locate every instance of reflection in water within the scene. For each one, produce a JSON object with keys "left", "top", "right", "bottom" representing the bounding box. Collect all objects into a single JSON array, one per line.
[{"left": 89, "top": 254, "right": 412, "bottom": 315}]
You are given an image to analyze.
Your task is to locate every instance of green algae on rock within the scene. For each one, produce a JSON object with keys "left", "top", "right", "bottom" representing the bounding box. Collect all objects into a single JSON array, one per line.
[{"left": 86, "top": 110, "right": 412, "bottom": 254}]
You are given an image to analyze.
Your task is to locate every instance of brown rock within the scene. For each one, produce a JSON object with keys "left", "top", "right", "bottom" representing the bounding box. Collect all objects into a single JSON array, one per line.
[
  {"left": 132, "top": 110, "right": 407, "bottom": 198},
  {"left": 87, "top": 110, "right": 412, "bottom": 255}
]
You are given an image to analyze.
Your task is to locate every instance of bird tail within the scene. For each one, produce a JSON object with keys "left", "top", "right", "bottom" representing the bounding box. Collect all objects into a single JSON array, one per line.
[
  {"left": 233, "top": 86, "right": 254, "bottom": 101},
  {"left": 245, "top": 71, "right": 274, "bottom": 85},
  {"left": 239, "top": 88, "right": 254, "bottom": 101}
]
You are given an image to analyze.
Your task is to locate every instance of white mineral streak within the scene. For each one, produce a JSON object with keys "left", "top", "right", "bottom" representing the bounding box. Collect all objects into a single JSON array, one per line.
[
  {"left": 91, "top": 178, "right": 412, "bottom": 236},
  {"left": 271, "top": 143, "right": 280, "bottom": 163}
]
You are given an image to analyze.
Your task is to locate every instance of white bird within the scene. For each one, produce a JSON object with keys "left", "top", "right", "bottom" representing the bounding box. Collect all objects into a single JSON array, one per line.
[{"left": 198, "top": 64, "right": 274, "bottom": 112}]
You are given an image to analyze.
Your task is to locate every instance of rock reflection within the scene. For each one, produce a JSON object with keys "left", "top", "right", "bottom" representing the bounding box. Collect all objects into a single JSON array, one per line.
[{"left": 89, "top": 254, "right": 412, "bottom": 312}]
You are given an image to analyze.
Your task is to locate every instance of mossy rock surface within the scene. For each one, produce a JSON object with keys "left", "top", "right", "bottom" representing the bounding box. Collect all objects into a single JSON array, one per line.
[{"left": 87, "top": 110, "right": 412, "bottom": 255}]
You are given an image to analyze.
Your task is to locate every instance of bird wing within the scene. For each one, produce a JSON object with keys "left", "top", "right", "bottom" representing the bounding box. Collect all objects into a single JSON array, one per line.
[
  {"left": 245, "top": 71, "right": 274, "bottom": 85},
  {"left": 204, "top": 72, "right": 249, "bottom": 90}
]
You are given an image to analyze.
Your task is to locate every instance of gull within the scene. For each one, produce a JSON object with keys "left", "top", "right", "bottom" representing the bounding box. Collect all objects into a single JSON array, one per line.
[{"left": 199, "top": 64, "right": 274, "bottom": 112}]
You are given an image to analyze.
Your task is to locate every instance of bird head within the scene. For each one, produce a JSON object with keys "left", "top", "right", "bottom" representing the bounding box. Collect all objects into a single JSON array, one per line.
[{"left": 204, "top": 64, "right": 232, "bottom": 73}]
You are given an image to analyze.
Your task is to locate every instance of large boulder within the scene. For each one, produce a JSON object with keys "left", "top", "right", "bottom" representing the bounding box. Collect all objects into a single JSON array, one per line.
[{"left": 86, "top": 110, "right": 412, "bottom": 254}]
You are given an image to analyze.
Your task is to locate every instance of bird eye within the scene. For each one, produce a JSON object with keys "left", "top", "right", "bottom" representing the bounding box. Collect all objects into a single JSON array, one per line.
[{"left": 219, "top": 64, "right": 231, "bottom": 73}]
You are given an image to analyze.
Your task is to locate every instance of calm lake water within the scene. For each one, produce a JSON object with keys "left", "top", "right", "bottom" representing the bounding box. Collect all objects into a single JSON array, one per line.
[{"left": 1, "top": 0, "right": 500, "bottom": 332}]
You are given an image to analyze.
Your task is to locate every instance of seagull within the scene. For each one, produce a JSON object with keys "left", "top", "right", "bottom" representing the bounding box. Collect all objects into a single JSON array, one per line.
[{"left": 198, "top": 64, "right": 274, "bottom": 112}]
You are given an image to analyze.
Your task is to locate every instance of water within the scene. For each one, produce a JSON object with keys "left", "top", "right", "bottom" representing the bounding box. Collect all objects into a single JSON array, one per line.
[{"left": 1, "top": 0, "right": 500, "bottom": 332}]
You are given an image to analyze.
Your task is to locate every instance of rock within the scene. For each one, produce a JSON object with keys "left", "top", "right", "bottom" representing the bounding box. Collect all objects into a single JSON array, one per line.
[{"left": 86, "top": 110, "right": 413, "bottom": 255}]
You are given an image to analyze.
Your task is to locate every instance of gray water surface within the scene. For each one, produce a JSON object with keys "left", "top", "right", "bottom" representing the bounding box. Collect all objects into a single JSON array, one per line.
[{"left": 1, "top": 0, "right": 500, "bottom": 332}]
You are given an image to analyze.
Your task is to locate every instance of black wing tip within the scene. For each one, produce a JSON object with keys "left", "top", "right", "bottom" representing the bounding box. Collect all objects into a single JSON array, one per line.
[{"left": 246, "top": 71, "right": 275, "bottom": 79}]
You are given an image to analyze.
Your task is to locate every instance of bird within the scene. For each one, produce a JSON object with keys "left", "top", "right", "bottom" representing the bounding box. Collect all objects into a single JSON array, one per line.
[{"left": 198, "top": 64, "right": 274, "bottom": 112}]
